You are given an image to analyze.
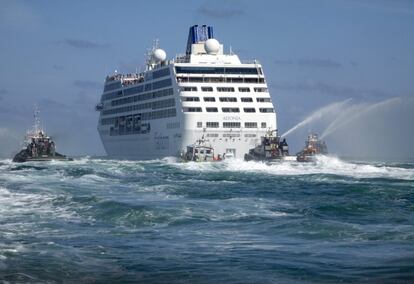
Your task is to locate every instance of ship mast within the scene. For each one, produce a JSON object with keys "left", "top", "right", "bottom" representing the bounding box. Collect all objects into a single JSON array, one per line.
[{"left": 145, "top": 39, "right": 159, "bottom": 71}]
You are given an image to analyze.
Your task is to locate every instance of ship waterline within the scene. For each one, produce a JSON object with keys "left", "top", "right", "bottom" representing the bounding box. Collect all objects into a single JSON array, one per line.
[{"left": 97, "top": 25, "right": 276, "bottom": 159}]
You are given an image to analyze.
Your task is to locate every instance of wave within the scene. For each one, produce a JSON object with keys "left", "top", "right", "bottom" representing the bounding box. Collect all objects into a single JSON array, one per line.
[
  {"left": 0, "top": 187, "right": 82, "bottom": 222},
  {"left": 1, "top": 155, "right": 413, "bottom": 283},
  {"left": 0, "top": 186, "right": 86, "bottom": 260},
  {"left": 170, "top": 156, "right": 414, "bottom": 181},
  {"left": 2, "top": 156, "right": 413, "bottom": 186}
]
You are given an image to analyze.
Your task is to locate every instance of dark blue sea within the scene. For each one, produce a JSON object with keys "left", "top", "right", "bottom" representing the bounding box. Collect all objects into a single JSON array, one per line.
[{"left": 0, "top": 156, "right": 413, "bottom": 283}]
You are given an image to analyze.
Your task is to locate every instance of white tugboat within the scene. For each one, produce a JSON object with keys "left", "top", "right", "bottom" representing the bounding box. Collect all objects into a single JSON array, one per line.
[
  {"left": 13, "top": 107, "right": 71, "bottom": 163},
  {"left": 181, "top": 136, "right": 219, "bottom": 162}
]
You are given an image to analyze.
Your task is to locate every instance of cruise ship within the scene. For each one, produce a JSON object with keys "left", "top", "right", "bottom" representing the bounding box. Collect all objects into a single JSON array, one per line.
[{"left": 96, "top": 25, "right": 277, "bottom": 159}]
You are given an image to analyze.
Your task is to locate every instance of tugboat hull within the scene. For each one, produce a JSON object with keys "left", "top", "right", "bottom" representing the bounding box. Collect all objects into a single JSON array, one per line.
[
  {"left": 244, "top": 153, "right": 284, "bottom": 162},
  {"left": 13, "top": 150, "right": 71, "bottom": 163},
  {"left": 296, "top": 154, "right": 318, "bottom": 163}
]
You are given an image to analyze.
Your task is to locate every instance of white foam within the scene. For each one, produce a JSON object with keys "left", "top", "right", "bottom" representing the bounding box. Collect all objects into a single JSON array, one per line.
[
  {"left": 0, "top": 187, "right": 84, "bottom": 229},
  {"left": 165, "top": 197, "right": 289, "bottom": 225},
  {"left": 161, "top": 156, "right": 180, "bottom": 164},
  {"left": 168, "top": 156, "right": 414, "bottom": 181}
]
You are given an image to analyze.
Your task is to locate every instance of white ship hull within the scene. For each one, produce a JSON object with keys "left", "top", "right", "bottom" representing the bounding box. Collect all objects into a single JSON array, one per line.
[
  {"left": 97, "top": 25, "right": 277, "bottom": 160},
  {"left": 99, "top": 114, "right": 276, "bottom": 160}
]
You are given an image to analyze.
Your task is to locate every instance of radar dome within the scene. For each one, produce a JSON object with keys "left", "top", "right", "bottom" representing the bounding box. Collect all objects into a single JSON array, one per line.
[
  {"left": 153, "top": 48, "right": 167, "bottom": 62},
  {"left": 205, "top": 38, "right": 220, "bottom": 55}
]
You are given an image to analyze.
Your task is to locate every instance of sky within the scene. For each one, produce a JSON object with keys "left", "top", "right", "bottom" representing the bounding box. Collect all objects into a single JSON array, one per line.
[{"left": 0, "top": 0, "right": 413, "bottom": 159}]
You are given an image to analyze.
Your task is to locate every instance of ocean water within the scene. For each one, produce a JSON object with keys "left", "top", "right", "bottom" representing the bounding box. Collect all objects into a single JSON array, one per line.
[{"left": 0, "top": 156, "right": 413, "bottom": 283}]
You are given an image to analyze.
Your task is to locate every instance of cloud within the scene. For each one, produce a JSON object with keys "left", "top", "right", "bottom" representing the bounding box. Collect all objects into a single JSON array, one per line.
[
  {"left": 297, "top": 58, "right": 342, "bottom": 68},
  {"left": 58, "top": 39, "right": 108, "bottom": 49},
  {"left": 0, "top": 1, "right": 39, "bottom": 32},
  {"left": 0, "top": 99, "right": 34, "bottom": 118},
  {"left": 39, "top": 98, "right": 67, "bottom": 109},
  {"left": 74, "top": 80, "right": 102, "bottom": 90},
  {"left": 350, "top": 60, "right": 359, "bottom": 67},
  {"left": 346, "top": 0, "right": 414, "bottom": 16},
  {"left": 232, "top": 48, "right": 251, "bottom": 55},
  {"left": 274, "top": 58, "right": 343, "bottom": 68},
  {"left": 0, "top": 88, "right": 7, "bottom": 95},
  {"left": 52, "top": 64, "right": 64, "bottom": 71},
  {"left": 274, "top": 59, "right": 294, "bottom": 65},
  {"left": 0, "top": 127, "right": 21, "bottom": 158},
  {"left": 270, "top": 80, "right": 389, "bottom": 99},
  {"left": 196, "top": 6, "right": 245, "bottom": 18},
  {"left": 74, "top": 91, "right": 100, "bottom": 107},
  {"left": 119, "top": 60, "right": 142, "bottom": 74}
]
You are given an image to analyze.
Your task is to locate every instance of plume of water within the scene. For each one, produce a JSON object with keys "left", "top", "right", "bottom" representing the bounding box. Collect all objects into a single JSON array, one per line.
[
  {"left": 281, "top": 99, "right": 352, "bottom": 137},
  {"left": 320, "top": 97, "right": 401, "bottom": 139}
]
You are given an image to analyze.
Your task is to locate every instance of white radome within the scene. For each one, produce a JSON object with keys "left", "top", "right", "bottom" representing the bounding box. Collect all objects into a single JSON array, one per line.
[
  {"left": 204, "top": 38, "right": 220, "bottom": 55},
  {"left": 153, "top": 48, "right": 167, "bottom": 62}
]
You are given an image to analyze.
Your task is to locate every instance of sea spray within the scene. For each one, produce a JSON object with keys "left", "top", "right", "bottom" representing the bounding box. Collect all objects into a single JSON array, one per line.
[
  {"left": 321, "top": 97, "right": 402, "bottom": 139},
  {"left": 281, "top": 99, "right": 352, "bottom": 137},
  {"left": 173, "top": 156, "right": 414, "bottom": 180}
]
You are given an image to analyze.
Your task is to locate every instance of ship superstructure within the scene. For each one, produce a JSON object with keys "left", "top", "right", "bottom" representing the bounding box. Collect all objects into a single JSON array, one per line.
[{"left": 96, "top": 25, "right": 277, "bottom": 159}]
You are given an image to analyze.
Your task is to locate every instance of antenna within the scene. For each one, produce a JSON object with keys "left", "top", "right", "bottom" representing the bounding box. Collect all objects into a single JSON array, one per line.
[
  {"left": 145, "top": 47, "right": 152, "bottom": 70},
  {"left": 145, "top": 39, "right": 161, "bottom": 71},
  {"left": 33, "top": 104, "right": 41, "bottom": 133}
]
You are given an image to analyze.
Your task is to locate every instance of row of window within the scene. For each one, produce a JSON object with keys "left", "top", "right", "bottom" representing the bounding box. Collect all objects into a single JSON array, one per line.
[
  {"left": 198, "top": 122, "right": 267, "bottom": 129},
  {"left": 110, "top": 121, "right": 150, "bottom": 136},
  {"left": 139, "top": 108, "right": 176, "bottom": 120},
  {"left": 103, "top": 98, "right": 175, "bottom": 116},
  {"left": 166, "top": 122, "right": 180, "bottom": 129},
  {"left": 183, "top": 107, "right": 274, "bottom": 113},
  {"left": 101, "top": 78, "right": 172, "bottom": 101},
  {"left": 177, "top": 77, "right": 265, "bottom": 84},
  {"left": 152, "top": 67, "right": 170, "bottom": 79},
  {"left": 101, "top": 108, "right": 177, "bottom": 125},
  {"left": 181, "top": 86, "right": 268, "bottom": 93},
  {"left": 223, "top": 133, "right": 240, "bottom": 138},
  {"left": 206, "top": 133, "right": 257, "bottom": 138},
  {"left": 112, "top": 88, "right": 174, "bottom": 106},
  {"left": 175, "top": 66, "right": 262, "bottom": 75},
  {"left": 181, "top": 96, "right": 271, "bottom": 103},
  {"left": 103, "top": 81, "right": 122, "bottom": 92}
]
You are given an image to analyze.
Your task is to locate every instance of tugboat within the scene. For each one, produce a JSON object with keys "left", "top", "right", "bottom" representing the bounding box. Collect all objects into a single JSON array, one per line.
[
  {"left": 13, "top": 107, "right": 71, "bottom": 163},
  {"left": 244, "top": 130, "right": 290, "bottom": 162},
  {"left": 181, "top": 137, "right": 219, "bottom": 162},
  {"left": 296, "top": 133, "right": 328, "bottom": 162}
]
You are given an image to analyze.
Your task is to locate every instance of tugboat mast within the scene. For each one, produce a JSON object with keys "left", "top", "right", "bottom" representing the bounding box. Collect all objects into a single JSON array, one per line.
[{"left": 33, "top": 105, "right": 42, "bottom": 134}]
